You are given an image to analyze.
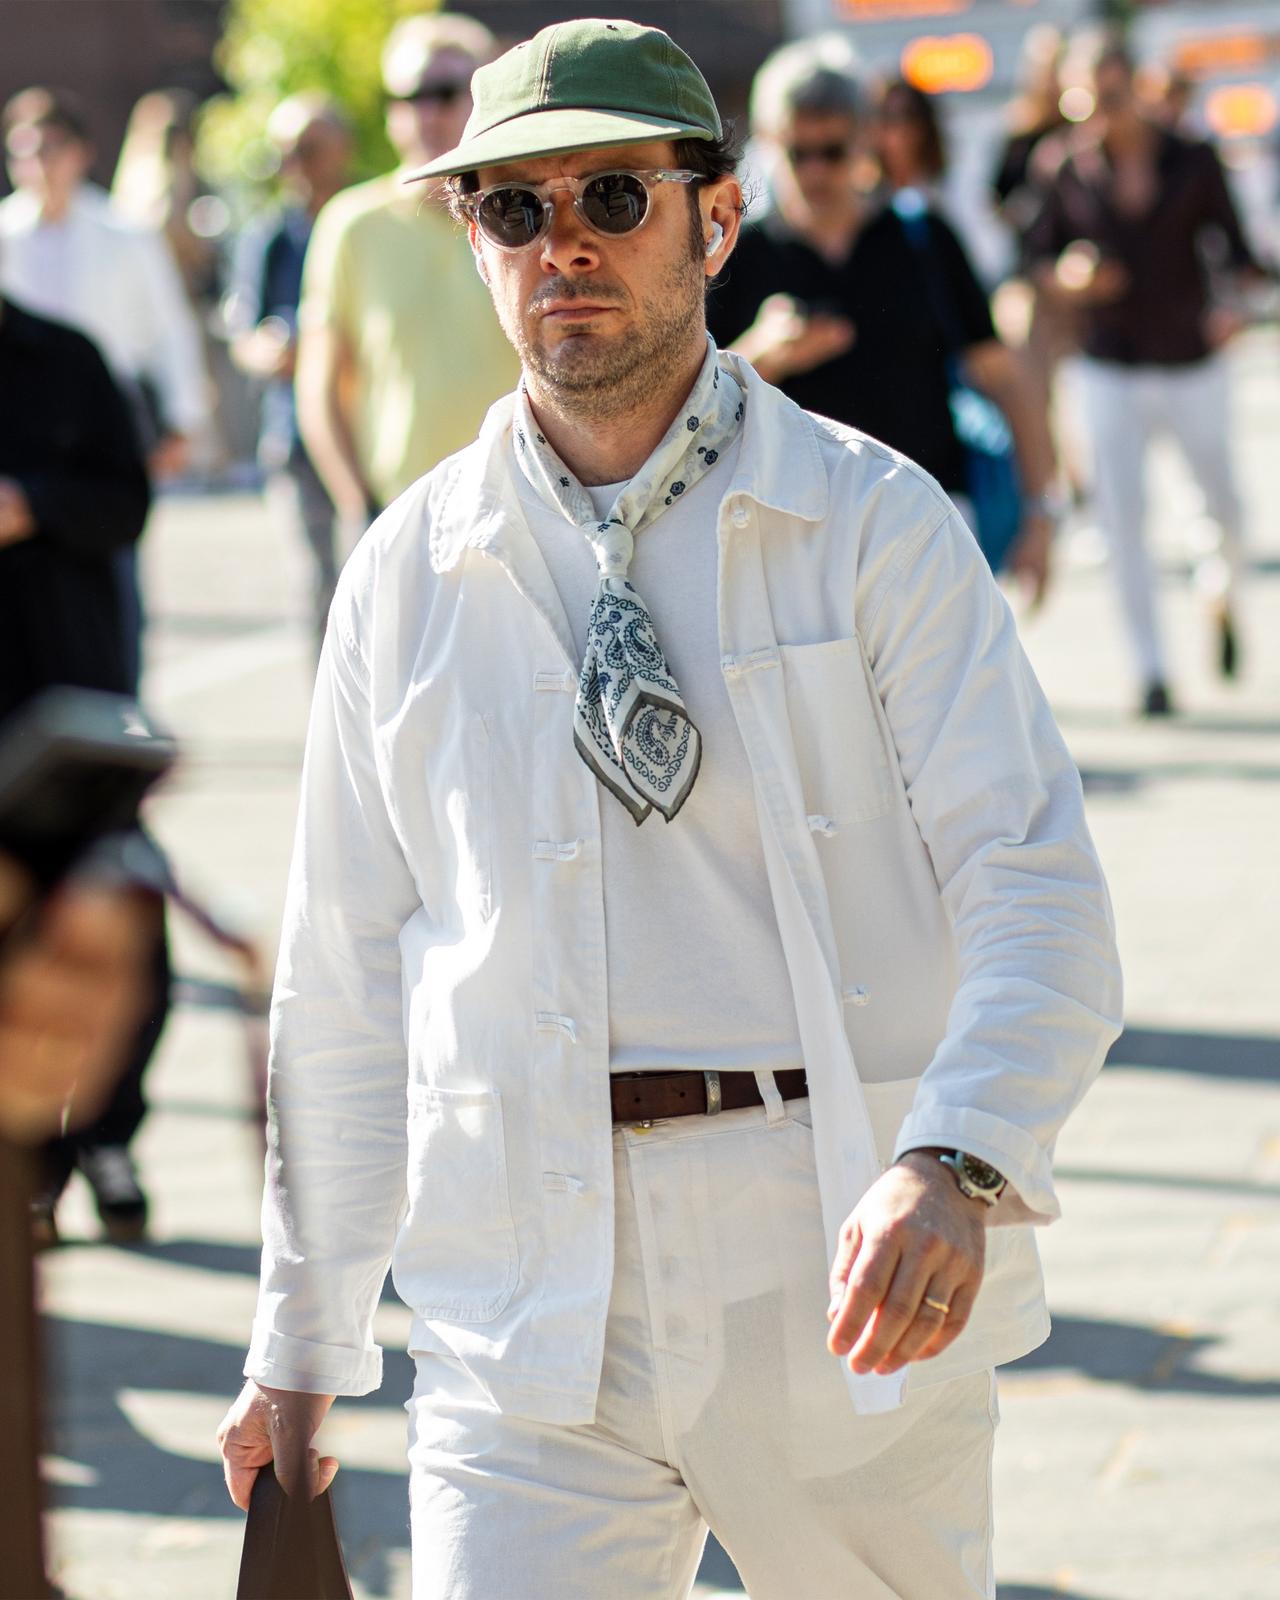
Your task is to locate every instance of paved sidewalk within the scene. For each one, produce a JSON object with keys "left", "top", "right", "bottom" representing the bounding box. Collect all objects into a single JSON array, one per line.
[{"left": 36, "top": 336, "right": 1280, "bottom": 1599}]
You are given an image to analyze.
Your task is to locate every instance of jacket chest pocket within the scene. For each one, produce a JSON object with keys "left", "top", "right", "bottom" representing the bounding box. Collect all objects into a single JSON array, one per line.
[
  {"left": 778, "top": 638, "right": 894, "bottom": 823},
  {"left": 397, "top": 1083, "right": 519, "bottom": 1323}
]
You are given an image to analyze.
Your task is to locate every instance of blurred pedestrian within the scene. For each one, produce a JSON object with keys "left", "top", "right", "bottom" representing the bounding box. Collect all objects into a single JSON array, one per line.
[
  {"left": 226, "top": 94, "right": 355, "bottom": 648},
  {"left": 1027, "top": 37, "right": 1263, "bottom": 714},
  {"left": 991, "top": 27, "right": 1069, "bottom": 260},
  {"left": 0, "top": 87, "right": 211, "bottom": 689},
  {"left": 989, "top": 27, "right": 1085, "bottom": 521},
  {"left": 708, "top": 35, "right": 1057, "bottom": 599},
  {"left": 217, "top": 21, "right": 1121, "bottom": 1596},
  {"left": 870, "top": 77, "right": 947, "bottom": 203},
  {"left": 113, "top": 87, "right": 236, "bottom": 469},
  {"left": 0, "top": 278, "right": 170, "bottom": 1244},
  {"left": 113, "top": 88, "right": 221, "bottom": 310},
  {"left": 295, "top": 13, "right": 519, "bottom": 537}
]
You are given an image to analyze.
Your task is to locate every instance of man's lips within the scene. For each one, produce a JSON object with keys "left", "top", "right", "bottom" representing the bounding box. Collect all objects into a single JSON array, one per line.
[{"left": 538, "top": 303, "right": 617, "bottom": 321}]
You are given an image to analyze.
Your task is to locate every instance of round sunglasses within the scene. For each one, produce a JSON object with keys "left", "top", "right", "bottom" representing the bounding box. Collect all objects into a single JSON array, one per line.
[{"left": 457, "top": 168, "right": 699, "bottom": 252}]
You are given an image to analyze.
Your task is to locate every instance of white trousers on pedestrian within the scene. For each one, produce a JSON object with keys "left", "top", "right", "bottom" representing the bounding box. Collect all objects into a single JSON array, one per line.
[
  {"left": 1078, "top": 355, "right": 1245, "bottom": 685},
  {"left": 406, "top": 1093, "right": 998, "bottom": 1599}
]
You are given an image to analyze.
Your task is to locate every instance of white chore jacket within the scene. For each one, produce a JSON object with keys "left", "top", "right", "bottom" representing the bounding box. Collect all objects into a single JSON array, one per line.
[{"left": 246, "top": 353, "right": 1123, "bottom": 1423}]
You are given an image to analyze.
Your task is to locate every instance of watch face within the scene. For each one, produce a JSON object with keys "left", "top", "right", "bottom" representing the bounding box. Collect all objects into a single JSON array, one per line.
[{"left": 961, "top": 1154, "right": 1004, "bottom": 1191}]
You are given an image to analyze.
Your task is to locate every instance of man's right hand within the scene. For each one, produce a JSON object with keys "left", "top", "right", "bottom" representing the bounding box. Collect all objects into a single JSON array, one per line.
[
  {"left": 734, "top": 293, "right": 856, "bottom": 384},
  {"left": 217, "top": 1380, "right": 338, "bottom": 1510}
]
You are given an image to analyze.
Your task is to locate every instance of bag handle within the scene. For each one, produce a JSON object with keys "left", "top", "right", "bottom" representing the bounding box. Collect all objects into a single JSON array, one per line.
[{"left": 237, "top": 1461, "right": 354, "bottom": 1600}]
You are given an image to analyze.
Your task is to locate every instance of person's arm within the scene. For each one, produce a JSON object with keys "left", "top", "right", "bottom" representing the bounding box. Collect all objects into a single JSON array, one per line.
[
  {"left": 295, "top": 206, "right": 377, "bottom": 523},
  {"left": 827, "top": 502, "right": 1123, "bottom": 1373},
  {"left": 962, "top": 339, "right": 1056, "bottom": 604},
  {"left": 225, "top": 221, "right": 295, "bottom": 384},
  {"left": 220, "top": 565, "right": 424, "bottom": 1504},
  {"left": 924, "top": 215, "right": 1058, "bottom": 603},
  {"left": 3, "top": 333, "right": 150, "bottom": 557},
  {"left": 132, "top": 226, "right": 210, "bottom": 475},
  {"left": 295, "top": 319, "right": 373, "bottom": 520},
  {"left": 1199, "top": 141, "right": 1264, "bottom": 276},
  {"left": 707, "top": 230, "right": 856, "bottom": 384}
]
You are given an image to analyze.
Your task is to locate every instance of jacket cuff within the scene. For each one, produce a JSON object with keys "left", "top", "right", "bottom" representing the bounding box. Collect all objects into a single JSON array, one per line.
[
  {"left": 894, "top": 1106, "right": 1059, "bottom": 1224},
  {"left": 244, "top": 1323, "right": 383, "bottom": 1396}
]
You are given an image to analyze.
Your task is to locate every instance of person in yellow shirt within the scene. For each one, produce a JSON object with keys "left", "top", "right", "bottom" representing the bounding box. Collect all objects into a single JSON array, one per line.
[{"left": 296, "top": 13, "right": 519, "bottom": 529}]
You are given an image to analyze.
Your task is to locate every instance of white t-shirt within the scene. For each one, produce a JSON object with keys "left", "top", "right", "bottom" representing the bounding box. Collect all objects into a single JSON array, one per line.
[{"left": 514, "top": 436, "right": 804, "bottom": 1075}]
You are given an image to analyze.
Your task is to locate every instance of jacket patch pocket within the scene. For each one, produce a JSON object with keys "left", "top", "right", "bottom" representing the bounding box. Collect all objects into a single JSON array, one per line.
[
  {"left": 398, "top": 1083, "right": 518, "bottom": 1323},
  {"left": 778, "top": 638, "right": 893, "bottom": 823}
]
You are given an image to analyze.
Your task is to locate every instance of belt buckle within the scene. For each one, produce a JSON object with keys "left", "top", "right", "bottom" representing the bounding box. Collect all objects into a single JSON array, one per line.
[{"left": 703, "top": 1070, "right": 722, "bottom": 1117}]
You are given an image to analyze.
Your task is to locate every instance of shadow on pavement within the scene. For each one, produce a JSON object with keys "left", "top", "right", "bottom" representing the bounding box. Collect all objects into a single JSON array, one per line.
[
  {"left": 1080, "top": 760, "right": 1280, "bottom": 792},
  {"left": 1008, "top": 1313, "right": 1280, "bottom": 1398},
  {"left": 999, "top": 1588, "right": 1119, "bottom": 1599},
  {"left": 1106, "top": 1025, "right": 1280, "bottom": 1082},
  {"left": 43, "top": 1316, "right": 415, "bottom": 1597}
]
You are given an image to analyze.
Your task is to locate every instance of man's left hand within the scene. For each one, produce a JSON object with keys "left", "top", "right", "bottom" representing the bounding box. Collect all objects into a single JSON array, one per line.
[
  {"left": 826, "top": 1151, "right": 986, "bottom": 1376},
  {"left": 0, "top": 478, "right": 36, "bottom": 546}
]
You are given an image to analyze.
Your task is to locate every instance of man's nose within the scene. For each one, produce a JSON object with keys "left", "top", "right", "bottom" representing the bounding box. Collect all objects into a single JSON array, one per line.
[{"left": 539, "top": 189, "right": 601, "bottom": 274}]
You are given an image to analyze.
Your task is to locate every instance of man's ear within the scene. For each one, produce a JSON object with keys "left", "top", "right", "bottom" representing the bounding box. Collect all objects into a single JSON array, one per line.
[{"left": 702, "top": 176, "right": 743, "bottom": 275}]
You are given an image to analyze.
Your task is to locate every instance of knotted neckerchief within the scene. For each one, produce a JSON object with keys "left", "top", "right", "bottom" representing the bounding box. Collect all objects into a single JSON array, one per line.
[{"left": 512, "top": 340, "right": 745, "bottom": 824}]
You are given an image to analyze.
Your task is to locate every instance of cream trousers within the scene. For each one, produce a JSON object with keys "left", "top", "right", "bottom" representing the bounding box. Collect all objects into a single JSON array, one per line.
[
  {"left": 405, "top": 1093, "right": 998, "bottom": 1599},
  {"left": 1078, "top": 354, "right": 1245, "bottom": 685}
]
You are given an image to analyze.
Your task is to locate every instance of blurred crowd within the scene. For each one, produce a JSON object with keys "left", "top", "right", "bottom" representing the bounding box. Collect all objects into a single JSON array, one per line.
[{"left": 0, "top": 9, "right": 1273, "bottom": 1246}]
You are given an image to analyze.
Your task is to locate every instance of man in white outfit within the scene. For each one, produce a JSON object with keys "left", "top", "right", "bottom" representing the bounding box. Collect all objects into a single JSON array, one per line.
[{"left": 219, "top": 21, "right": 1123, "bottom": 1598}]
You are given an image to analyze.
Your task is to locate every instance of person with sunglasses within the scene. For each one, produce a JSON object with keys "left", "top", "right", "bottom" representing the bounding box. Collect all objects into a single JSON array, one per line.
[
  {"left": 218, "top": 20, "right": 1120, "bottom": 1599},
  {"left": 708, "top": 35, "right": 1057, "bottom": 603},
  {"left": 294, "top": 12, "right": 518, "bottom": 544}
]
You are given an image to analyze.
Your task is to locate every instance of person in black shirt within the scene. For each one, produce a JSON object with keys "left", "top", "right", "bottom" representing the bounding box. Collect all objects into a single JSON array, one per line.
[
  {"left": 1026, "top": 37, "right": 1263, "bottom": 715},
  {"left": 0, "top": 291, "right": 169, "bottom": 1246},
  {"left": 709, "top": 35, "right": 1055, "bottom": 600}
]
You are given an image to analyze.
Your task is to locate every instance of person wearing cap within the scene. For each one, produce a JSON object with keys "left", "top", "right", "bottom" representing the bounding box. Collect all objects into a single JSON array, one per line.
[
  {"left": 219, "top": 19, "right": 1121, "bottom": 1598},
  {"left": 295, "top": 12, "right": 519, "bottom": 535}
]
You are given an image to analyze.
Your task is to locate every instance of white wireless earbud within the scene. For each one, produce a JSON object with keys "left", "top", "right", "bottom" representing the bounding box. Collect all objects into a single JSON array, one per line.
[
  {"left": 473, "top": 252, "right": 489, "bottom": 285},
  {"left": 705, "top": 221, "right": 725, "bottom": 257}
]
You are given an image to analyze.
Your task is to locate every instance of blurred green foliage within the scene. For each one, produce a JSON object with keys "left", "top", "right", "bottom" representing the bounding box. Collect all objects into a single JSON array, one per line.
[{"left": 197, "top": 0, "right": 440, "bottom": 203}]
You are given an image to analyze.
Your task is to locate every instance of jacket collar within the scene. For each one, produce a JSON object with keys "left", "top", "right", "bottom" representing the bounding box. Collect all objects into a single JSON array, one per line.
[{"left": 428, "top": 349, "right": 830, "bottom": 575}]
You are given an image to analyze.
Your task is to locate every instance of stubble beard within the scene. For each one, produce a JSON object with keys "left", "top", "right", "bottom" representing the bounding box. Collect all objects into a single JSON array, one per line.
[{"left": 516, "top": 246, "right": 707, "bottom": 424}]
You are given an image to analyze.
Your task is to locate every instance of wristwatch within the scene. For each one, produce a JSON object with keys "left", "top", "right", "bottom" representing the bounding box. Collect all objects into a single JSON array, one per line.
[{"left": 938, "top": 1150, "right": 1007, "bottom": 1207}]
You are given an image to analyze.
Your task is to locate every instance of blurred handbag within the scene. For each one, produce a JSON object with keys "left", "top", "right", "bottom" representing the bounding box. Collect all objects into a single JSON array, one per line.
[
  {"left": 236, "top": 1462, "right": 354, "bottom": 1600},
  {"left": 893, "top": 192, "right": 1023, "bottom": 573}
]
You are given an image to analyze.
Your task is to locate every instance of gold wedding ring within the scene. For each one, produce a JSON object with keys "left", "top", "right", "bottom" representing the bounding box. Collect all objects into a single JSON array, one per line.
[{"left": 922, "top": 1296, "right": 952, "bottom": 1317}]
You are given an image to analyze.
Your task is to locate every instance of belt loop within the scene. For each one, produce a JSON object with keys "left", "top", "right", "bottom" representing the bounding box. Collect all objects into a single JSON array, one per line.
[{"left": 755, "top": 1069, "right": 785, "bottom": 1125}]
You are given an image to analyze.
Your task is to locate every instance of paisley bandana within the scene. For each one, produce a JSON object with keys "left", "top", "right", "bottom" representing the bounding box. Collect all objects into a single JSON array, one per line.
[{"left": 512, "top": 338, "right": 745, "bottom": 824}]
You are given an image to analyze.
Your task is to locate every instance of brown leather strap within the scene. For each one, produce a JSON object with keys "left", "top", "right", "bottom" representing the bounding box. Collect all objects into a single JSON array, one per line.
[{"left": 611, "top": 1068, "right": 808, "bottom": 1125}]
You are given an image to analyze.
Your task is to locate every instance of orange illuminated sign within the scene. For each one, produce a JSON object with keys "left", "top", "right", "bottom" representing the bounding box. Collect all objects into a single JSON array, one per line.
[
  {"left": 837, "top": 0, "right": 971, "bottom": 18},
  {"left": 1204, "top": 82, "right": 1278, "bottom": 139},
  {"left": 1173, "top": 32, "right": 1272, "bottom": 78},
  {"left": 901, "top": 33, "right": 994, "bottom": 94}
]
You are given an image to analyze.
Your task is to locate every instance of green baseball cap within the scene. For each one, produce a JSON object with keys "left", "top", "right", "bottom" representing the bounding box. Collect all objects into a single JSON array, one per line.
[{"left": 406, "top": 17, "right": 721, "bottom": 182}]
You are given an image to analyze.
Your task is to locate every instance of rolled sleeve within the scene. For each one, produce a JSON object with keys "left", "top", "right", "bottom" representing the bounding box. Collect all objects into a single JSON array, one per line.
[{"left": 245, "top": 1323, "right": 382, "bottom": 1397}]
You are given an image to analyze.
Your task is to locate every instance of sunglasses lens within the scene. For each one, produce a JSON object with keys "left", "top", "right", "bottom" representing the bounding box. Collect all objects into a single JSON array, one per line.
[
  {"left": 580, "top": 172, "right": 649, "bottom": 235},
  {"left": 476, "top": 186, "right": 545, "bottom": 248}
]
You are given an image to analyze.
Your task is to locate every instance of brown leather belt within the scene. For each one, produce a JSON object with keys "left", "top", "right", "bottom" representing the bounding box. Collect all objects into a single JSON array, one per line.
[{"left": 611, "top": 1068, "right": 808, "bottom": 1126}]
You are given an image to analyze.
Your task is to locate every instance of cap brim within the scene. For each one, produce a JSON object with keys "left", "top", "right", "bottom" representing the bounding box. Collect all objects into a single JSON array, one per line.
[{"left": 404, "top": 106, "right": 712, "bottom": 182}]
